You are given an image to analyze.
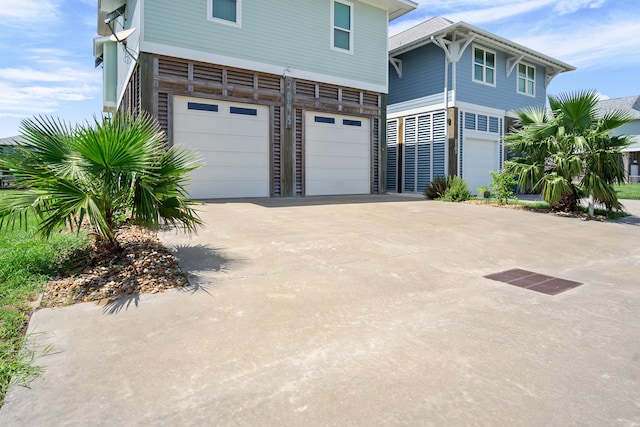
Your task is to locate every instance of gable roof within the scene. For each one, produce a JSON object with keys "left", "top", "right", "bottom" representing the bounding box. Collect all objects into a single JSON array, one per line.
[
  {"left": 596, "top": 95, "right": 640, "bottom": 120},
  {"left": 389, "top": 16, "right": 454, "bottom": 51},
  {"left": 389, "top": 16, "right": 575, "bottom": 75}
]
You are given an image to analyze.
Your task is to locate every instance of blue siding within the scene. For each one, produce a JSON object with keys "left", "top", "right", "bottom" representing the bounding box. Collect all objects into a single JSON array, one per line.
[
  {"left": 455, "top": 44, "right": 547, "bottom": 111},
  {"left": 388, "top": 44, "right": 445, "bottom": 105}
]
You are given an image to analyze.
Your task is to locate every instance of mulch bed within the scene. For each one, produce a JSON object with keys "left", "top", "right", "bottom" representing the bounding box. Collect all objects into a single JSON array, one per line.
[{"left": 464, "top": 199, "right": 608, "bottom": 221}]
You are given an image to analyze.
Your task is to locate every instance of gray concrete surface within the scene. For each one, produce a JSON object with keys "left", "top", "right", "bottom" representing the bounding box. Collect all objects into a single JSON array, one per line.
[{"left": 1, "top": 195, "right": 639, "bottom": 426}]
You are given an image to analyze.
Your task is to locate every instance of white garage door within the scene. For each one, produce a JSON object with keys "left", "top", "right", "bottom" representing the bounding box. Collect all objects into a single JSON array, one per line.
[
  {"left": 173, "top": 96, "right": 269, "bottom": 199},
  {"left": 462, "top": 137, "right": 500, "bottom": 194},
  {"left": 305, "top": 112, "right": 370, "bottom": 196}
]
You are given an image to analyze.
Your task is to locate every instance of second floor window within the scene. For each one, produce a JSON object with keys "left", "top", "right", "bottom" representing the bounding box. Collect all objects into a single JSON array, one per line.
[
  {"left": 332, "top": 0, "right": 353, "bottom": 52},
  {"left": 518, "top": 63, "right": 536, "bottom": 96},
  {"left": 211, "top": 0, "right": 240, "bottom": 26},
  {"left": 473, "top": 47, "right": 495, "bottom": 86}
]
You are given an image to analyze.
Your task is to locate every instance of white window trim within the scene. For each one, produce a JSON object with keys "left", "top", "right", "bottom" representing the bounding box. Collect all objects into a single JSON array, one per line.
[
  {"left": 472, "top": 45, "right": 496, "bottom": 87},
  {"left": 331, "top": 0, "right": 354, "bottom": 54},
  {"left": 207, "top": 0, "right": 242, "bottom": 28},
  {"left": 517, "top": 62, "right": 536, "bottom": 97}
]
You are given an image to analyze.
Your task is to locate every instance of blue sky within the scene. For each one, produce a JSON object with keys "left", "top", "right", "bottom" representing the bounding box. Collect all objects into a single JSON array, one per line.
[{"left": 0, "top": 0, "right": 639, "bottom": 137}]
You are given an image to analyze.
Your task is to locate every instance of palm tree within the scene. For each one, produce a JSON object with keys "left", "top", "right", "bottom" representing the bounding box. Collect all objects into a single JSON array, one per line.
[
  {"left": 0, "top": 112, "right": 202, "bottom": 249},
  {"left": 505, "top": 90, "right": 631, "bottom": 215}
]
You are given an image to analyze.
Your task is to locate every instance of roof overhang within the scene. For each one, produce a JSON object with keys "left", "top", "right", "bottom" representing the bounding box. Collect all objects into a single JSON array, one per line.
[
  {"left": 361, "top": 0, "right": 418, "bottom": 21},
  {"left": 390, "top": 21, "right": 575, "bottom": 74},
  {"left": 97, "top": 0, "right": 127, "bottom": 36},
  {"left": 623, "top": 136, "right": 640, "bottom": 152}
]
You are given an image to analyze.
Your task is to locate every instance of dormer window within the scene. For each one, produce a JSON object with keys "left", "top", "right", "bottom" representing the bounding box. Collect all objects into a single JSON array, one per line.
[
  {"left": 209, "top": 0, "right": 241, "bottom": 27},
  {"left": 473, "top": 47, "right": 495, "bottom": 86},
  {"left": 332, "top": 0, "right": 353, "bottom": 53}
]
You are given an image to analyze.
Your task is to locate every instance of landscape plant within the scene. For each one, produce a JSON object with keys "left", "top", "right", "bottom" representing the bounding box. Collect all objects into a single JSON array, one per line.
[
  {"left": 0, "top": 112, "right": 203, "bottom": 250},
  {"left": 489, "top": 170, "right": 516, "bottom": 205},
  {"left": 441, "top": 176, "right": 472, "bottom": 202},
  {"left": 423, "top": 175, "right": 449, "bottom": 199},
  {"left": 504, "top": 90, "right": 631, "bottom": 216}
]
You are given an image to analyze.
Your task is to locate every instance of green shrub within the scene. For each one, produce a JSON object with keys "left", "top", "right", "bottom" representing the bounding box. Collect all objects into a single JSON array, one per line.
[
  {"left": 441, "top": 176, "right": 472, "bottom": 202},
  {"left": 490, "top": 170, "right": 516, "bottom": 205},
  {"left": 424, "top": 175, "right": 448, "bottom": 199}
]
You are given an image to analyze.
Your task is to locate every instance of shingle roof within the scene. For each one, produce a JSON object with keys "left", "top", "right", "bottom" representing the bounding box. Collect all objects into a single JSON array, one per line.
[
  {"left": 389, "top": 16, "right": 453, "bottom": 51},
  {"left": 0, "top": 136, "right": 22, "bottom": 146},
  {"left": 596, "top": 95, "right": 640, "bottom": 120}
]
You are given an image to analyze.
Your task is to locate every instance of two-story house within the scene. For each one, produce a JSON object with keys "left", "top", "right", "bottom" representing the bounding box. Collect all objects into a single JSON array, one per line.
[
  {"left": 386, "top": 16, "right": 575, "bottom": 194},
  {"left": 94, "top": 0, "right": 417, "bottom": 199}
]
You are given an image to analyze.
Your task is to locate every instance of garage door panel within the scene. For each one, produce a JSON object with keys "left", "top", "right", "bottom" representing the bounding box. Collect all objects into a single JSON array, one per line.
[
  {"left": 188, "top": 181, "right": 267, "bottom": 199},
  {"left": 190, "top": 162, "right": 267, "bottom": 179},
  {"left": 307, "top": 168, "right": 368, "bottom": 181},
  {"left": 305, "top": 112, "right": 370, "bottom": 196},
  {"left": 307, "top": 141, "right": 369, "bottom": 156},
  {"left": 191, "top": 140, "right": 267, "bottom": 155},
  {"left": 307, "top": 155, "right": 369, "bottom": 169},
  {"left": 306, "top": 180, "right": 369, "bottom": 195},
  {"left": 463, "top": 138, "right": 500, "bottom": 193},
  {"left": 173, "top": 96, "right": 269, "bottom": 199}
]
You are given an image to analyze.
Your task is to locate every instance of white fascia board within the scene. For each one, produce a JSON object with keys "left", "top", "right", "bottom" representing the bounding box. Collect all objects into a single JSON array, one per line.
[
  {"left": 93, "top": 36, "right": 111, "bottom": 57},
  {"left": 115, "top": 43, "right": 141, "bottom": 110},
  {"left": 359, "top": 0, "right": 417, "bottom": 21},
  {"left": 140, "top": 41, "right": 387, "bottom": 93},
  {"left": 623, "top": 137, "right": 640, "bottom": 152},
  {"left": 387, "top": 103, "right": 447, "bottom": 119},
  {"left": 455, "top": 101, "right": 508, "bottom": 118}
]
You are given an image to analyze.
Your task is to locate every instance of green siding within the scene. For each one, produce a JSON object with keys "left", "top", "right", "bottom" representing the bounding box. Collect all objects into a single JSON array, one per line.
[{"left": 143, "top": 0, "right": 388, "bottom": 89}]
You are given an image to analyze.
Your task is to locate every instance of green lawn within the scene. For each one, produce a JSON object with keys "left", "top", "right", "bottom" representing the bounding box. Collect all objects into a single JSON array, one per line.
[
  {"left": 0, "top": 190, "right": 91, "bottom": 406},
  {"left": 614, "top": 183, "right": 640, "bottom": 200}
]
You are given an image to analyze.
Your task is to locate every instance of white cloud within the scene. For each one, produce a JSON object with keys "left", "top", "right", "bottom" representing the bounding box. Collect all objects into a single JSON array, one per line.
[
  {"left": 390, "top": 0, "right": 555, "bottom": 34},
  {"left": 0, "top": 81, "right": 97, "bottom": 117},
  {"left": 26, "top": 48, "right": 74, "bottom": 58},
  {"left": 0, "top": 67, "right": 98, "bottom": 83},
  {"left": 514, "top": 20, "right": 640, "bottom": 68},
  {"left": 442, "top": 0, "right": 555, "bottom": 24},
  {"left": 553, "top": 0, "right": 606, "bottom": 14},
  {"left": 0, "top": 0, "right": 58, "bottom": 23},
  {"left": 0, "top": 59, "right": 100, "bottom": 118}
]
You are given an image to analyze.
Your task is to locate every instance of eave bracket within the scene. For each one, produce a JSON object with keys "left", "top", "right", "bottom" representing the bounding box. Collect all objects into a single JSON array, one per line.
[{"left": 390, "top": 57, "right": 403, "bottom": 78}]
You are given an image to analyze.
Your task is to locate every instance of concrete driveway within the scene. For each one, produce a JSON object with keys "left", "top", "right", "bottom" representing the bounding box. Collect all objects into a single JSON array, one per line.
[{"left": 1, "top": 195, "right": 639, "bottom": 426}]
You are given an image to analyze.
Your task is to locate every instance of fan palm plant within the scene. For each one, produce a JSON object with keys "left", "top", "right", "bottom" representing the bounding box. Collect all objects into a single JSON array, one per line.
[
  {"left": 0, "top": 112, "right": 202, "bottom": 249},
  {"left": 505, "top": 90, "right": 631, "bottom": 215}
]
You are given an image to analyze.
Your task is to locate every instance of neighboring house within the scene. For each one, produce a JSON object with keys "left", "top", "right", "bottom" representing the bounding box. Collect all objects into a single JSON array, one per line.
[
  {"left": 0, "top": 136, "right": 20, "bottom": 187},
  {"left": 596, "top": 95, "right": 640, "bottom": 183},
  {"left": 386, "top": 16, "right": 575, "bottom": 194},
  {"left": 94, "top": 0, "right": 417, "bottom": 199}
]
